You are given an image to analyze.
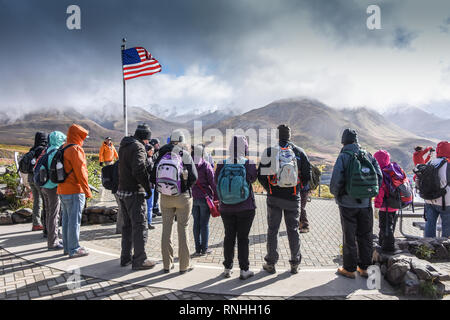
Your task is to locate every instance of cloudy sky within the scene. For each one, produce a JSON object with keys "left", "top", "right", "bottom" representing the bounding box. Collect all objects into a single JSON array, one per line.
[{"left": 1, "top": 0, "right": 450, "bottom": 117}]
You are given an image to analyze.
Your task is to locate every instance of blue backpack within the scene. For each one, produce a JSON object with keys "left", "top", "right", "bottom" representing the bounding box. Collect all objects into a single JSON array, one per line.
[
  {"left": 33, "top": 149, "right": 56, "bottom": 187},
  {"left": 217, "top": 159, "right": 250, "bottom": 205}
]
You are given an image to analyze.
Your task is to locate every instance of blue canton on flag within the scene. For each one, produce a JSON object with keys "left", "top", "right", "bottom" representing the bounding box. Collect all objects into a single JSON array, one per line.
[{"left": 122, "top": 47, "right": 161, "bottom": 80}]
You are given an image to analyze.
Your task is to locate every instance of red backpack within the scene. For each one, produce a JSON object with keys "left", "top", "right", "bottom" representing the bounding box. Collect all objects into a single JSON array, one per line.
[{"left": 382, "top": 162, "right": 413, "bottom": 209}]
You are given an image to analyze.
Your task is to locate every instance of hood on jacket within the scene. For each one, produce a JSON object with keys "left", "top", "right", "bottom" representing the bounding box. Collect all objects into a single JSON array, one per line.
[
  {"left": 48, "top": 131, "right": 67, "bottom": 149},
  {"left": 437, "top": 141, "right": 450, "bottom": 159},
  {"left": 120, "top": 136, "right": 139, "bottom": 149},
  {"left": 228, "top": 135, "right": 249, "bottom": 160},
  {"left": 34, "top": 132, "right": 48, "bottom": 148},
  {"left": 374, "top": 150, "right": 391, "bottom": 169},
  {"left": 66, "top": 124, "right": 88, "bottom": 146}
]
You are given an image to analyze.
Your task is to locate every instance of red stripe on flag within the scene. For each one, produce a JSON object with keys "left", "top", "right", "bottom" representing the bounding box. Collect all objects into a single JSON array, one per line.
[
  {"left": 123, "top": 64, "right": 162, "bottom": 76},
  {"left": 124, "top": 69, "right": 161, "bottom": 80}
]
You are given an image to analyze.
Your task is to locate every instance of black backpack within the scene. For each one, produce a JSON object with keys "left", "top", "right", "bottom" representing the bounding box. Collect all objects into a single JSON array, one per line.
[
  {"left": 101, "top": 161, "right": 119, "bottom": 192},
  {"left": 49, "top": 144, "right": 76, "bottom": 184},
  {"left": 18, "top": 150, "right": 36, "bottom": 174},
  {"left": 33, "top": 149, "right": 56, "bottom": 187},
  {"left": 414, "top": 158, "right": 450, "bottom": 208}
]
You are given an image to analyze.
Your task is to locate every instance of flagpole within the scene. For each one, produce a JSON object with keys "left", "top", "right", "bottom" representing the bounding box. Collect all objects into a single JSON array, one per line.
[{"left": 121, "top": 38, "right": 128, "bottom": 137}]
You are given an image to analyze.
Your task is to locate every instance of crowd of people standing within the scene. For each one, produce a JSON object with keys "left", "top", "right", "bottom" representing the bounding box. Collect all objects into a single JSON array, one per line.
[{"left": 20, "top": 121, "right": 449, "bottom": 281}]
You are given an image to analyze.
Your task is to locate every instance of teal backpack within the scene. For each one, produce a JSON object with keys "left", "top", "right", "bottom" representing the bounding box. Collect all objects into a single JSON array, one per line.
[
  {"left": 343, "top": 149, "right": 379, "bottom": 199},
  {"left": 217, "top": 159, "right": 250, "bottom": 205}
]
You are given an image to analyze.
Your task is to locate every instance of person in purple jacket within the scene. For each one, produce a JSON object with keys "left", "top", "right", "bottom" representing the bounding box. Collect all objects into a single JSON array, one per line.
[
  {"left": 215, "top": 135, "right": 257, "bottom": 280},
  {"left": 191, "top": 144, "right": 218, "bottom": 256}
]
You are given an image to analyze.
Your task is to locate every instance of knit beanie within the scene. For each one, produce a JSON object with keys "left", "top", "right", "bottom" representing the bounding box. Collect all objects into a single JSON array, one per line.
[
  {"left": 278, "top": 124, "right": 291, "bottom": 142},
  {"left": 134, "top": 124, "right": 152, "bottom": 141},
  {"left": 341, "top": 128, "right": 358, "bottom": 145}
]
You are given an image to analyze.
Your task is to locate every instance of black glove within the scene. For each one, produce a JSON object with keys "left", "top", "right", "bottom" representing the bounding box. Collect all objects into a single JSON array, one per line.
[{"left": 99, "top": 162, "right": 103, "bottom": 167}]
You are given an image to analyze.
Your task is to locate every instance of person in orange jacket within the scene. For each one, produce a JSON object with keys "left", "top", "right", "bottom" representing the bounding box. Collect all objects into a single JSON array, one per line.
[
  {"left": 413, "top": 146, "right": 434, "bottom": 166},
  {"left": 99, "top": 137, "right": 118, "bottom": 166},
  {"left": 57, "top": 124, "right": 92, "bottom": 259}
]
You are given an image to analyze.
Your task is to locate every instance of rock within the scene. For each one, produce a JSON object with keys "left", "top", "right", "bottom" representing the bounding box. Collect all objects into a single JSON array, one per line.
[
  {"left": 104, "top": 207, "right": 118, "bottom": 216},
  {"left": 11, "top": 212, "right": 32, "bottom": 224},
  {"left": 386, "top": 261, "right": 411, "bottom": 285},
  {"left": 396, "top": 240, "right": 410, "bottom": 251},
  {"left": 14, "top": 208, "right": 32, "bottom": 217},
  {"left": 380, "top": 263, "right": 387, "bottom": 276},
  {"left": 88, "top": 213, "right": 115, "bottom": 224},
  {"left": 435, "top": 281, "right": 445, "bottom": 298},
  {"left": 433, "top": 244, "right": 450, "bottom": 260},
  {"left": 402, "top": 271, "right": 420, "bottom": 296},
  {"left": 387, "top": 253, "right": 416, "bottom": 268},
  {"left": 411, "top": 260, "right": 433, "bottom": 281},
  {"left": 85, "top": 206, "right": 105, "bottom": 214},
  {"left": 436, "top": 281, "right": 450, "bottom": 294},
  {"left": 0, "top": 211, "right": 13, "bottom": 225}
]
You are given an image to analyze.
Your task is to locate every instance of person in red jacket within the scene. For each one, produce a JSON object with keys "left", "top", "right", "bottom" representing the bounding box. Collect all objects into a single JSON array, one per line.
[{"left": 413, "top": 146, "right": 434, "bottom": 166}]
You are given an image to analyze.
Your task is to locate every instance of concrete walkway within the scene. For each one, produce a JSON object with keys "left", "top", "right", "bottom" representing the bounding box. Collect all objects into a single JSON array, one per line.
[
  {"left": 0, "top": 223, "right": 397, "bottom": 298},
  {"left": 1, "top": 193, "right": 426, "bottom": 299}
]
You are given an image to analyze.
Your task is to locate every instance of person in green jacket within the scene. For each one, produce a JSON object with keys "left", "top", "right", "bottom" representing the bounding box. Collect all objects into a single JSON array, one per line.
[{"left": 41, "top": 131, "right": 67, "bottom": 250}]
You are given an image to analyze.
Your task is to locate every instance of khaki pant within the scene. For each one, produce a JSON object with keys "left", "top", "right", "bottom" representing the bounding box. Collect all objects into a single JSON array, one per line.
[{"left": 160, "top": 193, "right": 193, "bottom": 271}]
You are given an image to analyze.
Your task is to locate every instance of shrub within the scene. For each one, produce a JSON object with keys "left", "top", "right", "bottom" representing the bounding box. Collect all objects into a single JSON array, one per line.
[{"left": 0, "top": 165, "right": 32, "bottom": 210}]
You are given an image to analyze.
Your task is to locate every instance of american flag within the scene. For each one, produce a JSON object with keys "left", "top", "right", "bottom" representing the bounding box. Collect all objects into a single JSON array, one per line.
[{"left": 122, "top": 47, "right": 161, "bottom": 80}]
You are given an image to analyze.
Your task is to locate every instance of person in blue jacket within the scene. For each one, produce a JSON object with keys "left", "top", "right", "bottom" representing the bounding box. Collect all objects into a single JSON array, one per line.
[{"left": 40, "top": 131, "right": 66, "bottom": 250}]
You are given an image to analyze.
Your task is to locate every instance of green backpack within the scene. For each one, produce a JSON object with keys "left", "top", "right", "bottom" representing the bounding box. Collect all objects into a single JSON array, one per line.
[{"left": 343, "top": 149, "right": 379, "bottom": 199}]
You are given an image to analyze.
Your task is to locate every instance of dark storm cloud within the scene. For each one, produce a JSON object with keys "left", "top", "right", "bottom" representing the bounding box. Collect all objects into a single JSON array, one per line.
[{"left": 0, "top": 0, "right": 440, "bottom": 112}]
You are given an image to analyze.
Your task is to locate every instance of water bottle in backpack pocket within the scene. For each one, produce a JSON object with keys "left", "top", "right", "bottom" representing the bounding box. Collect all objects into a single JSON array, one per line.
[
  {"left": 217, "top": 159, "right": 250, "bottom": 205},
  {"left": 49, "top": 144, "right": 76, "bottom": 184},
  {"left": 156, "top": 152, "right": 184, "bottom": 196}
]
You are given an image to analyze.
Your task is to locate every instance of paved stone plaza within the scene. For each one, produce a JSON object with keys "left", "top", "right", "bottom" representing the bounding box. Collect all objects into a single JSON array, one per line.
[
  {"left": 1, "top": 193, "right": 448, "bottom": 301},
  {"left": 81, "top": 193, "right": 424, "bottom": 268}
]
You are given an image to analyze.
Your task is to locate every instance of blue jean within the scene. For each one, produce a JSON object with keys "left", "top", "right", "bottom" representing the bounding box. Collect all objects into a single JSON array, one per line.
[
  {"left": 192, "top": 198, "right": 211, "bottom": 253},
  {"left": 59, "top": 193, "right": 85, "bottom": 256},
  {"left": 424, "top": 204, "right": 450, "bottom": 238},
  {"left": 146, "top": 189, "right": 154, "bottom": 225}
]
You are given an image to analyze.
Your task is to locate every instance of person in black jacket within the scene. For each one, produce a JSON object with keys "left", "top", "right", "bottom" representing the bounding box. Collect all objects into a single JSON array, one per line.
[
  {"left": 330, "top": 128, "right": 382, "bottom": 279},
  {"left": 151, "top": 129, "right": 198, "bottom": 274},
  {"left": 28, "top": 132, "right": 48, "bottom": 232},
  {"left": 258, "top": 124, "right": 311, "bottom": 274},
  {"left": 117, "top": 124, "right": 156, "bottom": 271}
]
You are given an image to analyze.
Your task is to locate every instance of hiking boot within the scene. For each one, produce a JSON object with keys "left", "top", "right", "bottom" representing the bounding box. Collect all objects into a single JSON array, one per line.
[
  {"left": 69, "top": 247, "right": 89, "bottom": 259},
  {"left": 201, "top": 249, "right": 212, "bottom": 255},
  {"left": 180, "top": 266, "right": 194, "bottom": 275},
  {"left": 357, "top": 266, "right": 369, "bottom": 278},
  {"left": 48, "top": 243, "right": 64, "bottom": 251},
  {"left": 240, "top": 269, "right": 254, "bottom": 280},
  {"left": 337, "top": 267, "right": 356, "bottom": 279},
  {"left": 290, "top": 263, "right": 300, "bottom": 274},
  {"left": 32, "top": 225, "right": 44, "bottom": 231},
  {"left": 132, "top": 260, "right": 157, "bottom": 270},
  {"left": 120, "top": 260, "right": 132, "bottom": 267},
  {"left": 223, "top": 268, "right": 233, "bottom": 278},
  {"left": 263, "top": 263, "right": 276, "bottom": 274},
  {"left": 148, "top": 224, "right": 155, "bottom": 230},
  {"left": 299, "top": 227, "right": 310, "bottom": 233},
  {"left": 164, "top": 264, "right": 175, "bottom": 273}
]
